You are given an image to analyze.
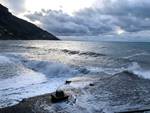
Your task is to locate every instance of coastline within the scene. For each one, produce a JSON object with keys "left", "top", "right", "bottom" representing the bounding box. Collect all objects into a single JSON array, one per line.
[
  {"left": 1, "top": 71, "right": 150, "bottom": 113},
  {"left": 0, "top": 92, "right": 55, "bottom": 113}
]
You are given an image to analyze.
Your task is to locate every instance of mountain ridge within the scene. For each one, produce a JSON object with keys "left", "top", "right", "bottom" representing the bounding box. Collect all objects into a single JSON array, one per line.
[{"left": 0, "top": 4, "right": 59, "bottom": 40}]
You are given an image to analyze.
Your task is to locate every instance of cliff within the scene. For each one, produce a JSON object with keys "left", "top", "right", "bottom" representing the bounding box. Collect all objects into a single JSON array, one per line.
[{"left": 0, "top": 4, "right": 59, "bottom": 40}]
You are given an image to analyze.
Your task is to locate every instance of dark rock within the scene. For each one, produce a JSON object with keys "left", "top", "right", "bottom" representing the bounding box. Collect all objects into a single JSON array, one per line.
[
  {"left": 65, "top": 80, "right": 72, "bottom": 84},
  {"left": 51, "top": 90, "right": 69, "bottom": 103},
  {"left": 0, "top": 4, "right": 10, "bottom": 16},
  {"left": 123, "top": 70, "right": 134, "bottom": 75},
  {"left": 89, "top": 83, "right": 95, "bottom": 86},
  {"left": 56, "top": 90, "right": 65, "bottom": 97},
  {"left": 79, "top": 68, "right": 90, "bottom": 74},
  {"left": 0, "top": 4, "right": 59, "bottom": 40}
]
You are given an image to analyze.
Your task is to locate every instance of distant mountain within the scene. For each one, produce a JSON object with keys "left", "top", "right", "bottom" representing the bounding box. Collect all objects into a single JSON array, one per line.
[{"left": 0, "top": 4, "right": 59, "bottom": 40}]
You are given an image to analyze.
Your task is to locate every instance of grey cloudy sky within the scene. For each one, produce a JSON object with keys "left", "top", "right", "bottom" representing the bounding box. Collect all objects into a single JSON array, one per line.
[{"left": 1, "top": 0, "right": 150, "bottom": 37}]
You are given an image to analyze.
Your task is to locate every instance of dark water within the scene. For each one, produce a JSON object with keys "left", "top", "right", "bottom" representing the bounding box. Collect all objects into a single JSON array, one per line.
[{"left": 0, "top": 40, "right": 150, "bottom": 110}]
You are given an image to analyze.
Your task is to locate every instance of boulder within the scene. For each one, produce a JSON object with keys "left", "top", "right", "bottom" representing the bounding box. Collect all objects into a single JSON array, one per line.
[
  {"left": 51, "top": 90, "right": 69, "bottom": 103},
  {"left": 65, "top": 80, "right": 72, "bottom": 84}
]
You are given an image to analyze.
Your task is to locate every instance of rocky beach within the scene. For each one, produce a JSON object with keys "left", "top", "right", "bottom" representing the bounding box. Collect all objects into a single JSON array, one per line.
[{"left": 1, "top": 70, "right": 150, "bottom": 113}]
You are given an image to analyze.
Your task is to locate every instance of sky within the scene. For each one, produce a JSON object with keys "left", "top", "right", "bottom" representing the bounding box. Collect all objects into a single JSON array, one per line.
[{"left": 1, "top": 0, "right": 150, "bottom": 38}]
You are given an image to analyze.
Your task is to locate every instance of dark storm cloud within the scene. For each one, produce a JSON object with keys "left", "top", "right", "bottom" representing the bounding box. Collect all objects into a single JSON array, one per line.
[{"left": 25, "top": 0, "right": 150, "bottom": 36}]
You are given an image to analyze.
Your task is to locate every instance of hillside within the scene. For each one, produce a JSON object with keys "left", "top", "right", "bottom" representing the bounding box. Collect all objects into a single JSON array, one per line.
[{"left": 0, "top": 4, "right": 59, "bottom": 40}]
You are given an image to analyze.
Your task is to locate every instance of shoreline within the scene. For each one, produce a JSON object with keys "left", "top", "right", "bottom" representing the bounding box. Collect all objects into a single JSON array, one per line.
[
  {"left": 1, "top": 72, "right": 150, "bottom": 113},
  {"left": 0, "top": 92, "right": 59, "bottom": 113}
]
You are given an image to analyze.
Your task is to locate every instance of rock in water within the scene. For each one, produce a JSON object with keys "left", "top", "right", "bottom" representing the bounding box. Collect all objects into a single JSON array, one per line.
[
  {"left": 65, "top": 80, "right": 72, "bottom": 84},
  {"left": 0, "top": 4, "right": 59, "bottom": 40},
  {"left": 51, "top": 90, "right": 69, "bottom": 103},
  {"left": 89, "top": 83, "right": 95, "bottom": 86}
]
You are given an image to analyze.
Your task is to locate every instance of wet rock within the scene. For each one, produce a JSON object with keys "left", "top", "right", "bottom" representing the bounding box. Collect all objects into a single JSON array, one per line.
[
  {"left": 65, "top": 80, "right": 72, "bottom": 84},
  {"left": 89, "top": 83, "right": 95, "bottom": 86},
  {"left": 122, "top": 70, "right": 134, "bottom": 75},
  {"left": 51, "top": 90, "right": 69, "bottom": 103},
  {"left": 79, "top": 68, "right": 90, "bottom": 74}
]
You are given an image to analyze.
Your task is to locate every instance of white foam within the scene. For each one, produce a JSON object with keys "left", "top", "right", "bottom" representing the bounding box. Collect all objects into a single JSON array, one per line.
[
  {"left": 128, "top": 62, "right": 150, "bottom": 79},
  {"left": 24, "top": 60, "right": 79, "bottom": 77},
  {"left": 1, "top": 53, "right": 150, "bottom": 109},
  {"left": 0, "top": 70, "right": 47, "bottom": 90},
  {"left": 86, "top": 62, "right": 150, "bottom": 80},
  {"left": 123, "top": 52, "right": 150, "bottom": 59},
  {"left": 87, "top": 66, "right": 124, "bottom": 75},
  {"left": 0, "top": 55, "right": 81, "bottom": 108},
  {"left": 0, "top": 55, "right": 12, "bottom": 64}
]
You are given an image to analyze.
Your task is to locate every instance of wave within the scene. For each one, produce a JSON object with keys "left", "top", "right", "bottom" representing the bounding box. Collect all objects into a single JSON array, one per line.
[
  {"left": 82, "top": 62, "right": 150, "bottom": 80},
  {"left": 0, "top": 55, "right": 81, "bottom": 108},
  {"left": 1, "top": 53, "right": 150, "bottom": 108},
  {"left": 0, "top": 55, "right": 12, "bottom": 64},
  {"left": 47, "top": 49, "right": 106, "bottom": 57},
  {"left": 5, "top": 46, "right": 106, "bottom": 58},
  {"left": 103, "top": 62, "right": 150, "bottom": 80},
  {"left": 23, "top": 60, "right": 80, "bottom": 78},
  {"left": 0, "top": 53, "right": 92, "bottom": 79},
  {"left": 1, "top": 53, "right": 150, "bottom": 80},
  {"left": 123, "top": 52, "right": 150, "bottom": 59},
  {"left": 61, "top": 49, "right": 106, "bottom": 57},
  {"left": 8, "top": 53, "right": 150, "bottom": 80},
  {"left": 126, "top": 62, "right": 150, "bottom": 79}
]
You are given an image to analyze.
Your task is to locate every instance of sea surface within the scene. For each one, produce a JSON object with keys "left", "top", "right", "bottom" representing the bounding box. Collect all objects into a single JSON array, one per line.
[{"left": 0, "top": 40, "right": 150, "bottom": 109}]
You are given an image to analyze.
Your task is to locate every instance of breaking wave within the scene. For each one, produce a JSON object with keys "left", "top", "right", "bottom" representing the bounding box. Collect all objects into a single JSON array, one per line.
[
  {"left": 0, "top": 53, "right": 150, "bottom": 108},
  {"left": 123, "top": 52, "right": 150, "bottom": 59},
  {"left": 84, "top": 62, "right": 150, "bottom": 80},
  {"left": 0, "top": 54, "right": 82, "bottom": 108},
  {"left": 0, "top": 55, "right": 12, "bottom": 64},
  {"left": 23, "top": 60, "right": 79, "bottom": 78},
  {"left": 60, "top": 49, "right": 106, "bottom": 57},
  {"left": 47, "top": 48, "right": 106, "bottom": 57},
  {"left": 1, "top": 53, "right": 150, "bottom": 81},
  {"left": 126, "top": 62, "right": 150, "bottom": 79}
]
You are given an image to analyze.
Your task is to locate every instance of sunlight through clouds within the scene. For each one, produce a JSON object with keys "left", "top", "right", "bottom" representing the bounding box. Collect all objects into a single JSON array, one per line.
[
  {"left": 1, "top": 0, "right": 150, "bottom": 36},
  {"left": 115, "top": 27, "right": 125, "bottom": 35}
]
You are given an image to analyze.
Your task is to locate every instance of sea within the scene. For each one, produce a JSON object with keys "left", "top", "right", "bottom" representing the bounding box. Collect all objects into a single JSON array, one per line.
[{"left": 0, "top": 40, "right": 150, "bottom": 110}]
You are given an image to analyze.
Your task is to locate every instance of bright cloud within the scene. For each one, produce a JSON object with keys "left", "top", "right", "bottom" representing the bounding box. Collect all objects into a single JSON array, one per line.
[
  {"left": 0, "top": 0, "right": 95, "bottom": 15},
  {"left": 25, "top": 0, "right": 95, "bottom": 14}
]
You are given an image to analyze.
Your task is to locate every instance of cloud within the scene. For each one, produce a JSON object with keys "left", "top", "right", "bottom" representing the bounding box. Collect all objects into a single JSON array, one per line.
[
  {"left": 59, "top": 30, "right": 150, "bottom": 42},
  {"left": 5, "top": 0, "right": 150, "bottom": 36},
  {"left": 25, "top": 8, "right": 115, "bottom": 36},
  {"left": 0, "top": 0, "right": 26, "bottom": 14}
]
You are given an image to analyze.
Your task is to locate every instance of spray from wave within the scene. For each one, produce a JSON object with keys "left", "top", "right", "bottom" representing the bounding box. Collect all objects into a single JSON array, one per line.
[
  {"left": 127, "top": 62, "right": 150, "bottom": 79},
  {"left": 83, "top": 62, "right": 150, "bottom": 80}
]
